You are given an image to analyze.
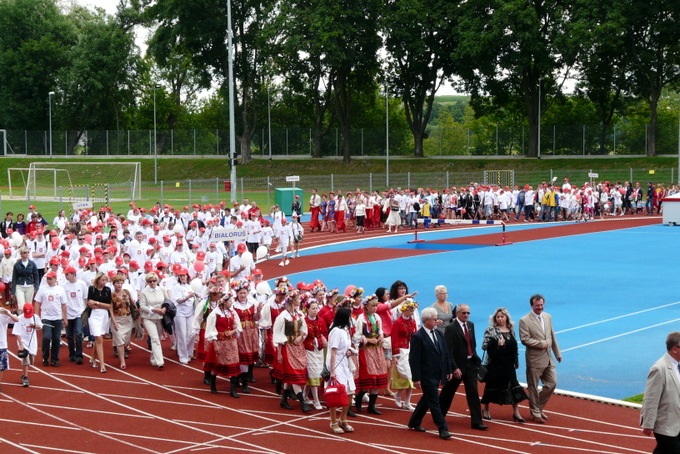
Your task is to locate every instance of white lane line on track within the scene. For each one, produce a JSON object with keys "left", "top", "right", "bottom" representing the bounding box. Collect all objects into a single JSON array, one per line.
[
  {"left": 562, "top": 318, "right": 680, "bottom": 353},
  {"left": 0, "top": 417, "right": 80, "bottom": 430},
  {"left": 0, "top": 436, "right": 42, "bottom": 454},
  {"left": 18, "top": 444, "right": 98, "bottom": 454},
  {"left": 557, "top": 301, "right": 680, "bottom": 334}
]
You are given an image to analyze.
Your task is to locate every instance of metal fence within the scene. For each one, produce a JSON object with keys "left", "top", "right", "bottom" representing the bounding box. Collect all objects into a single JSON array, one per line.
[
  {"left": 140, "top": 167, "right": 677, "bottom": 208},
  {"left": 4, "top": 122, "right": 680, "bottom": 156}
]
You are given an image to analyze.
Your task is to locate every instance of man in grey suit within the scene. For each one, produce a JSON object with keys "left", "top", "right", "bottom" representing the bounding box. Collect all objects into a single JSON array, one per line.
[
  {"left": 641, "top": 331, "right": 680, "bottom": 454},
  {"left": 519, "top": 294, "right": 561, "bottom": 423}
]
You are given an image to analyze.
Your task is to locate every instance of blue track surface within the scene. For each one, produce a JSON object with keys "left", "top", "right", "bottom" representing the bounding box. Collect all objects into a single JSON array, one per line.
[{"left": 277, "top": 222, "right": 680, "bottom": 400}]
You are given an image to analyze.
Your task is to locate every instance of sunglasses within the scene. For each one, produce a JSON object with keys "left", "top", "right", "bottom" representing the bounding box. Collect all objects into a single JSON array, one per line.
[{"left": 148, "top": 279, "right": 158, "bottom": 283}]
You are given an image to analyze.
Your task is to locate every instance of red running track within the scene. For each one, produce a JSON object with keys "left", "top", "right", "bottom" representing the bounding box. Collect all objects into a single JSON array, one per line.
[{"left": 0, "top": 217, "right": 658, "bottom": 453}]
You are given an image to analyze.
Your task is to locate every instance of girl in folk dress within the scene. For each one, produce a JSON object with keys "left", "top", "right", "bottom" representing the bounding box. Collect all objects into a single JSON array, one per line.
[
  {"left": 319, "top": 194, "right": 328, "bottom": 232},
  {"left": 193, "top": 282, "right": 221, "bottom": 386},
  {"left": 273, "top": 290, "right": 311, "bottom": 413},
  {"left": 204, "top": 288, "right": 242, "bottom": 397},
  {"left": 326, "top": 194, "right": 337, "bottom": 233},
  {"left": 303, "top": 299, "right": 328, "bottom": 410},
  {"left": 353, "top": 294, "right": 388, "bottom": 415},
  {"left": 259, "top": 286, "right": 288, "bottom": 391},
  {"left": 231, "top": 279, "right": 263, "bottom": 392},
  {"left": 391, "top": 299, "right": 418, "bottom": 410},
  {"left": 336, "top": 194, "right": 348, "bottom": 232}
]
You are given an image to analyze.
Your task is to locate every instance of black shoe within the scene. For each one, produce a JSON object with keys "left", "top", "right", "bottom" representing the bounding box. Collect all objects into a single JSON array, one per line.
[
  {"left": 367, "top": 394, "right": 382, "bottom": 415},
  {"left": 76, "top": 358, "right": 83, "bottom": 365},
  {"left": 42, "top": 360, "right": 49, "bottom": 367},
  {"left": 471, "top": 424, "right": 488, "bottom": 431},
  {"left": 240, "top": 374, "right": 251, "bottom": 394},
  {"left": 280, "top": 391, "right": 292, "bottom": 410},
  {"left": 297, "top": 392, "right": 312, "bottom": 413},
  {"left": 408, "top": 425, "right": 426, "bottom": 432},
  {"left": 354, "top": 391, "right": 365, "bottom": 413},
  {"left": 69, "top": 357, "right": 76, "bottom": 362},
  {"left": 439, "top": 429, "right": 452, "bottom": 439},
  {"left": 204, "top": 371, "right": 211, "bottom": 385},
  {"left": 513, "top": 415, "right": 525, "bottom": 423},
  {"left": 51, "top": 361, "right": 59, "bottom": 367},
  {"left": 229, "top": 377, "right": 240, "bottom": 399},
  {"left": 347, "top": 408, "right": 357, "bottom": 418},
  {"left": 210, "top": 375, "right": 218, "bottom": 394}
]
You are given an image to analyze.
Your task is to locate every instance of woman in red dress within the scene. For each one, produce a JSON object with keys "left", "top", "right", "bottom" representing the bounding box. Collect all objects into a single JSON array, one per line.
[
  {"left": 390, "top": 299, "right": 418, "bottom": 410},
  {"left": 260, "top": 285, "right": 288, "bottom": 392},
  {"left": 303, "top": 299, "right": 328, "bottom": 410},
  {"left": 193, "top": 282, "right": 220, "bottom": 386},
  {"left": 353, "top": 294, "right": 387, "bottom": 414},
  {"left": 273, "top": 290, "right": 311, "bottom": 412},
  {"left": 232, "top": 279, "right": 263, "bottom": 392},
  {"left": 204, "top": 288, "right": 242, "bottom": 397}
]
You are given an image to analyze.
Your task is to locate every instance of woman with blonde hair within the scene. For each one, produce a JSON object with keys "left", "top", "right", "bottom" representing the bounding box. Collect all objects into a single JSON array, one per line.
[
  {"left": 110, "top": 274, "right": 134, "bottom": 370},
  {"left": 480, "top": 307, "right": 528, "bottom": 422},
  {"left": 87, "top": 272, "right": 112, "bottom": 373},
  {"left": 139, "top": 272, "right": 167, "bottom": 369}
]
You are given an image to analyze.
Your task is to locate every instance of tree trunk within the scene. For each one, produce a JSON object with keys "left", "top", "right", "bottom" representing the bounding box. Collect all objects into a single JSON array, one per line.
[
  {"left": 413, "top": 130, "right": 424, "bottom": 157},
  {"left": 524, "top": 87, "right": 540, "bottom": 158},
  {"left": 646, "top": 92, "right": 660, "bottom": 157}
]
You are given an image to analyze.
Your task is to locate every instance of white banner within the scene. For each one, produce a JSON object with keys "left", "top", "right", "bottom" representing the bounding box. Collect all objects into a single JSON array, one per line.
[
  {"left": 209, "top": 227, "right": 246, "bottom": 242},
  {"left": 72, "top": 201, "right": 93, "bottom": 211}
]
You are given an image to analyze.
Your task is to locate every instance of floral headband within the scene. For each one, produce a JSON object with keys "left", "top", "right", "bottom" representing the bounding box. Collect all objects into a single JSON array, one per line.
[{"left": 399, "top": 298, "right": 419, "bottom": 312}]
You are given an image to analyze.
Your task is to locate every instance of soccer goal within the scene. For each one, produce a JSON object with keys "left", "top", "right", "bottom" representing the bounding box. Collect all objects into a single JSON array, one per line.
[
  {"left": 7, "top": 167, "right": 74, "bottom": 200},
  {"left": 28, "top": 161, "right": 142, "bottom": 200},
  {"left": 483, "top": 170, "right": 515, "bottom": 188}
]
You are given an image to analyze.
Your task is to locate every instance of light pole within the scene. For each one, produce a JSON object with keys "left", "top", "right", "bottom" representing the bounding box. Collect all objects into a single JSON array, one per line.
[
  {"left": 537, "top": 77, "right": 543, "bottom": 159},
  {"left": 267, "top": 85, "right": 272, "bottom": 160},
  {"left": 48, "top": 91, "right": 55, "bottom": 158},
  {"left": 227, "top": 0, "right": 237, "bottom": 202},
  {"left": 153, "top": 85, "right": 160, "bottom": 184},
  {"left": 385, "top": 79, "right": 389, "bottom": 188}
]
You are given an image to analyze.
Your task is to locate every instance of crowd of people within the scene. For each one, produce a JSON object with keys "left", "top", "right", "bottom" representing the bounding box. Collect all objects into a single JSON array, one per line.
[
  {"left": 0, "top": 199, "right": 564, "bottom": 437},
  {"left": 0, "top": 195, "right": 671, "bottom": 447},
  {"left": 306, "top": 180, "right": 673, "bottom": 232}
]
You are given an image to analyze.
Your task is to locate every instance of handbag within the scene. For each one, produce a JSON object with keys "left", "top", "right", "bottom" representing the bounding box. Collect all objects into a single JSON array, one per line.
[
  {"left": 324, "top": 378, "right": 348, "bottom": 407},
  {"left": 477, "top": 350, "right": 488, "bottom": 382},
  {"left": 321, "top": 364, "right": 331, "bottom": 381},
  {"left": 81, "top": 307, "right": 92, "bottom": 329}
]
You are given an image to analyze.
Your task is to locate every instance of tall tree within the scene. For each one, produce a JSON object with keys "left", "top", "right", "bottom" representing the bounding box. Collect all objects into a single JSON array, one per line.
[
  {"left": 454, "top": 0, "right": 577, "bottom": 158},
  {"left": 0, "top": 0, "right": 74, "bottom": 131},
  {"left": 267, "top": 0, "right": 335, "bottom": 158},
  {"left": 311, "top": 0, "right": 382, "bottom": 162},
  {"left": 571, "top": 0, "right": 631, "bottom": 154},
  {"left": 382, "top": 0, "right": 456, "bottom": 157},
  {"left": 143, "top": 0, "right": 275, "bottom": 163},
  {"left": 56, "top": 6, "right": 141, "bottom": 153},
  {"left": 625, "top": 0, "right": 680, "bottom": 156}
]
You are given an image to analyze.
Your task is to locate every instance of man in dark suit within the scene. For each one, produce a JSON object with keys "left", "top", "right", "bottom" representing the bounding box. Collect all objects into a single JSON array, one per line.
[
  {"left": 439, "top": 304, "right": 488, "bottom": 430},
  {"left": 408, "top": 307, "right": 453, "bottom": 440}
]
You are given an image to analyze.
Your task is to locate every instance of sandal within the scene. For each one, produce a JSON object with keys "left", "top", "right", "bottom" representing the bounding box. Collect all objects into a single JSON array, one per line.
[
  {"left": 120, "top": 364, "right": 127, "bottom": 370},
  {"left": 100, "top": 367, "right": 107, "bottom": 373},
  {"left": 330, "top": 423, "right": 344, "bottom": 434},
  {"left": 338, "top": 421, "right": 354, "bottom": 432},
  {"left": 86, "top": 342, "right": 94, "bottom": 349}
]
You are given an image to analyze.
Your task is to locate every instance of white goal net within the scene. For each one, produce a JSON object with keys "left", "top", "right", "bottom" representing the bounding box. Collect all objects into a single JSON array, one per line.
[
  {"left": 28, "top": 161, "right": 142, "bottom": 200},
  {"left": 7, "top": 168, "right": 74, "bottom": 200}
]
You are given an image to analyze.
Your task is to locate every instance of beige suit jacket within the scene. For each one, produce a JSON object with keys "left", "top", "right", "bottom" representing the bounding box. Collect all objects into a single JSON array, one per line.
[
  {"left": 519, "top": 311, "right": 561, "bottom": 369},
  {"left": 641, "top": 354, "right": 680, "bottom": 437}
]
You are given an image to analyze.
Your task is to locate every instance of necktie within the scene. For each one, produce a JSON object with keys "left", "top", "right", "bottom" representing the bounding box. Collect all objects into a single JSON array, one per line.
[
  {"left": 463, "top": 323, "right": 473, "bottom": 357},
  {"left": 430, "top": 330, "right": 439, "bottom": 351}
]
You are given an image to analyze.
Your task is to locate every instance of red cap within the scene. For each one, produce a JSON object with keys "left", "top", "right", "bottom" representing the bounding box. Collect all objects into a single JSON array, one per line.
[
  {"left": 237, "top": 243, "right": 246, "bottom": 253},
  {"left": 45, "top": 271, "right": 57, "bottom": 279},
  {"left": 129, "top": 261, "right": 140, "bottom": 270},
  {"left": 64, "top": 266, "right": 77, "bottom": 274}
]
